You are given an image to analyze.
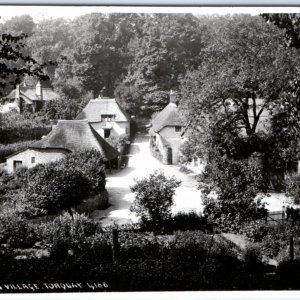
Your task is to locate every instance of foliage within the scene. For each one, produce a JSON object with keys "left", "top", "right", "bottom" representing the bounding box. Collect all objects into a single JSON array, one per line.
[
  {"left": 130, "top": 170, "right": 181, "bottom": 232},
  {"left": 118, "top": 13, "right": 206, "bottom": 116},
  {"left": 261, "top": 13, "right": 300, "bottom": 49},
  {"left": 0, "top": 31, "right": 49, "bottom": 95},
  {"left": 0, "top": 212, "right": 37, "bottom": 248},
  {"left": 200, "top": 157, "right": 268, "bottom": 232},
  {"left": 152, "top": 211, "right": 209, "bottom": 233},
  {"left": 241, "top": 220, "right": 271, "bottom": 243},
  {"left": 37, "top": 211, "right": 102, "bottom": 258},
  {"left": 62, "top": 150, "right": 106, "bottom": 194},
  {"left": 23, "top": 162, "right": 90, "bottom": 213},
  {"left": 285, "top": 175, "right": 300, "bottom": 205},
  {"left": 37, "top": 97, "right": 82, "bottom": 120},
  {"left": 264, "top": 71, "right": 300, "bottom": 169},
  {"left": 0, "top": 112, "right": 51, "bottom": 144},
  {"left": 179, "top": 15, "right": 299, "bottom": 162},
  {"left": 1, "top": 150, "right": 106, "bottom": 216}
]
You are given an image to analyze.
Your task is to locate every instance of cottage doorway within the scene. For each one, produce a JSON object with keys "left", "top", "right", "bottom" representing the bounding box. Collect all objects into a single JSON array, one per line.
[
  {"left": 13, "top": 160, "right": 23, "bottom": 172},
  {"left": 167, "top": 147, "right": 172, "bottom": 165}
]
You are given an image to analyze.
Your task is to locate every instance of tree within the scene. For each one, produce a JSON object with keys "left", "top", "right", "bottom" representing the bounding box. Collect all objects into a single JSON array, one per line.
[
  {"left": 117, "top": 13, "right": 207, "bottom": 116},
  {"left": 0, "top": 15, "right": 36, "bottom": 36},
  {"left": 261, "top": 13, "right": 300, "bottom": 49},
  {"left": 199, "top": 156, "right": 268, "bottom": 232},
  {"left": 58, "top": 13, "right": 141, "bottom": 99},
  {"left": 180, "top": 15, "right": 300, "bottom": 160},
  {"left": 0, "top": 32, "right": 49, "bottom": 96},
  {"left": 28, "top": 18, "right": 74, "bottom": 80},
  {"left": 130, "top": 170, "right": 181, "bottom": 232}
]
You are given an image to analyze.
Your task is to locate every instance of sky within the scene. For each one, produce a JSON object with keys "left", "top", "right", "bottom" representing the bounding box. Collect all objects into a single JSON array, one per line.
[{"left": 0, "top": 6, "right": 300, "bottom": 22}]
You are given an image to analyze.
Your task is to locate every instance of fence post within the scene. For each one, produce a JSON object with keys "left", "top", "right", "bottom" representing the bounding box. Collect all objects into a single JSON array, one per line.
[
  {"left": 290, "top": 234, "right": 294, "bottom": 261},
  {"left": 112, "top": 228, "right": 120, "bottom": 262},
  {"left": 282, "top": 206, "right": 286, "bottom": 224}
]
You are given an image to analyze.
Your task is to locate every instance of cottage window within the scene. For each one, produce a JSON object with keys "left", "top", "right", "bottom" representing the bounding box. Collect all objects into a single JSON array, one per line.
[
  {"left": 31, "top": 157, "right": 35, "bottom": 164},
  {"left": 175, "top": 126, "right": 181, "bottom": 132},
  {"left": 104, "top": 128, "right": 111, "bottom": 138},
  {"left": 101, "top": 114, "right": 114, "bottom": 122}
]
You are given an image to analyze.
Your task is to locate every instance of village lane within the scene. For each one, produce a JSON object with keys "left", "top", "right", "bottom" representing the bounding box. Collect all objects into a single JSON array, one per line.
[{"left": 90, "top": 132, "right": 203, "bottom": 226}]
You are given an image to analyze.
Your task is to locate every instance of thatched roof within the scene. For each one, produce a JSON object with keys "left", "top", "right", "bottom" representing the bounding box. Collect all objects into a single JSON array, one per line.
[
  {"left": 6, "top": 87, "right": 59, "bottom": 102},
  {"left": 151, "top": 102, "right": 185, "bottom": 133},
  {"left": 76, "top": 98, "right": 130, "bottom": 123},
  {"left": 30, "top": 120, "right": 119, "bottom": 161}
]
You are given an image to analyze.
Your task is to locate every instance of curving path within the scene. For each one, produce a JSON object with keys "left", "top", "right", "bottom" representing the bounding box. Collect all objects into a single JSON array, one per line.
[{"left": 90, "top": 132, "right": 203, "bottom": 226}]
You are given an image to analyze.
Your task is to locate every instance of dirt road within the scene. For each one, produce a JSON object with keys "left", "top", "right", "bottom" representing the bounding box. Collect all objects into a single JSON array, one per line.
[{"left": 91, "top": 133, "right": 203, "bottom": 225}]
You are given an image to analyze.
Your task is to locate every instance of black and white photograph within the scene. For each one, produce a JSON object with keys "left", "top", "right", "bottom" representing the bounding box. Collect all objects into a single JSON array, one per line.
[{"left": 0, "top": 4, "right": 300, "bottom": 293}]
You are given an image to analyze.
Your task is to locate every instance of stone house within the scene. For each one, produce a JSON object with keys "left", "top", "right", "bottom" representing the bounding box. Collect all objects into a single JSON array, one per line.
[
  {"left": 76, "top": 97, "right": 130, "bottom": 139},
  {"left": 149, "top": 92, "right": 185, "bottom": 165},
  {"left": 6, "top": 119, "right": 120, "bottom": 173},
  {"left": 1, "top": 81, "right": 59, "bottom": 113}
]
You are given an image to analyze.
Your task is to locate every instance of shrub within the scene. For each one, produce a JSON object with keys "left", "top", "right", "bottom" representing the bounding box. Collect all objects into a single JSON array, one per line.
[
  {"left": 63, "top": 150, "right": 106, "bottom": 194},
  {"left": 241, "top": 220, "right": 270, "bottom": 242},
  {"left": 241, "top": 243, "right": 265, "bottom": 270},
  {"left": 0, "top": 212, "right": 37, "bottom": 248},
  {"left": 130, "top": 170, "right": 181, "bottom": 233},
  {"left": 10, "top": 150, "right": 107, "bottom": 216},
  {"left": 200, "top": 157, "right": 268, "bottom": 232},
  {"left": 161, "top": 211, "right": 209, "bottom": 233},
  {"left": 37, "top": 211, "right": 102, "bottom": 258},
  {"left": 24, "top": 163, "right": 90, "bottom": 212},
  {"left": 0, "top": 111, "right": 51, "bottom": 144},
  {"left": 285, "top": 175, "right": 300, "bottom": 205}
]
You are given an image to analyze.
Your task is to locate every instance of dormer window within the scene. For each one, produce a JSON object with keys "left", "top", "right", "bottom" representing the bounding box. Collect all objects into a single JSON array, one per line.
[{"left": 101, "top": 114, "right": 114, "bottom": 122}]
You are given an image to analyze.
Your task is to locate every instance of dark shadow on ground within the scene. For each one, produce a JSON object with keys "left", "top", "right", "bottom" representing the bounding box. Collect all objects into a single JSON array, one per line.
[{"left": 108, "top": 167, "right": 136, "bottom": 177}]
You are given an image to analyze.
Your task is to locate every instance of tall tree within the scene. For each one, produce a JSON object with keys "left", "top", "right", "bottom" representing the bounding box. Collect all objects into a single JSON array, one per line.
[
  {"left": 117, "top": 13, "right": 207, "bottom": 116},
  {"left": 58, "top": 13, "right": 141, "bottom": 99},
  {"left": 0, "top": 32, "right": 49, "bottom": 96},
  {"left": 180, "top": 15, "right": 300, "bottom": 159}
]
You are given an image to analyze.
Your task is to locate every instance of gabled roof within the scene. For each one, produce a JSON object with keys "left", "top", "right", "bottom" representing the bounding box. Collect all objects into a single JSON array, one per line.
[
  {"left": 30, "top": 119, "right": 119, "bottom": 161},
  {"left": 76, "top": 98, "right": 130, "bottom": 122},
  {"left": 151, "top": 102, "right": 185, "bottom": 133},
  {"left": 6, "top": 87, "right": 59, "bottom": 101}
]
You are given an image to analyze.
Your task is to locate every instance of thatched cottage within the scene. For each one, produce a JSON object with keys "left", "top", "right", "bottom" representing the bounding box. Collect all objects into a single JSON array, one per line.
[
  {"left": 6, "top": 119, "right": 120, "bottom": 173},
  {"left": 76, "top": 97, "right": 130, "bottom": 139},
  {"left": 1, "top": 81, "right": 59, "bottom": 113},
  {"left": 149, "top": 92, "right": 185, "bottom": 165}
]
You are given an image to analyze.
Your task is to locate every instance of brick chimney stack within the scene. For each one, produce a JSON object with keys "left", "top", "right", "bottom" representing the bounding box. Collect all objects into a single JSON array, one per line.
[
  {"left": 169, "top": 90, "right": 178, "bottom": 106},
  {"left": 36, "top": 81, "right": 43, "bottom": 100},
  {"left": 15, "top": 84, "right": 20, "bottom": 100}
]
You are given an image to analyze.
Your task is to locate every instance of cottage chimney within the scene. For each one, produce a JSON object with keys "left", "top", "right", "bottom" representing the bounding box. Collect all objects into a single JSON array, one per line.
[
  {"left": 169, "top": 90, "right": 178, "bottom": 106},
  {"left": 15, "top": 84, "right": 20, "bottom": 100},
  {"left": 50, "top": 119, "right": 58, "bottom": 130},
  {"left": 36, "top": 81, "right": 43, "bottom": 100}
]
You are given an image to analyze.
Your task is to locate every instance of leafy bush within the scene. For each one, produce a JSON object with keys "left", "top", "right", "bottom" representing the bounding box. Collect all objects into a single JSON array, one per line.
[
  {"left": 241, "top": 243, "right": 265, "bottom": 270},
  {"left": 241, "top": 220, "right": 270, "bottom": 242},
  {"left": 37, "top": 211, "right": 102, "bottom": 258},
  {"left": 0, "top": 213, "right": 37, "bottom": 248},
  {"left": 130, "top": 170, "right": 181, "bottom": 232},
  {"left": 285, "top": 175, "right": 300, "bottom": 205},
  {"left": 23, "top": 163, "right": 90, "bottom": 213},
  {"left": 62, "top": 150, "right": 106, "bottom": 194},
  {"left": 161, "top": 211, "right": 209, "bottom": 233},
  {"left": 0, "top": 140, "right": 36, "bottom": 163},
  {"left": 37, "top": 97, "right": 87, "bottom": 121},
  {"left": 7, "top": 150, "right": 107, "bottom": 216},
  {"left": 200, "top": 157, "right": 268, "bottom": 232},
  {"left": 0, "top": 112, "right": 51, "bottom": 144}
]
